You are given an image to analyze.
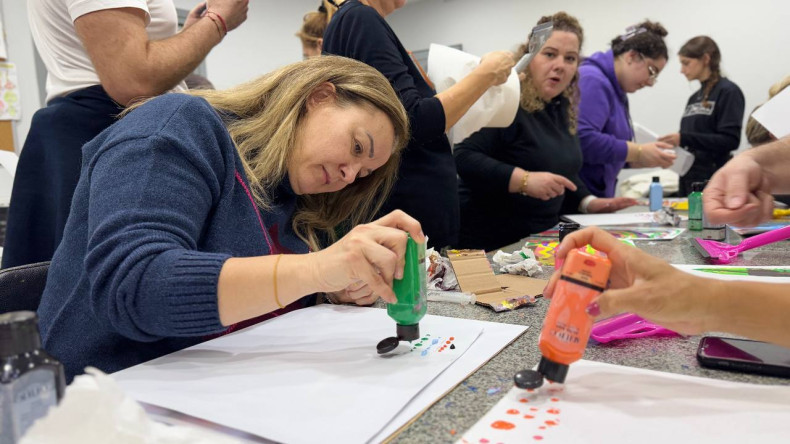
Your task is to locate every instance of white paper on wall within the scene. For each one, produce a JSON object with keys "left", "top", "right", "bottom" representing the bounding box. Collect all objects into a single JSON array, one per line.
[{"left": 427, "top": 44, "right": 520, "bottom": 144}]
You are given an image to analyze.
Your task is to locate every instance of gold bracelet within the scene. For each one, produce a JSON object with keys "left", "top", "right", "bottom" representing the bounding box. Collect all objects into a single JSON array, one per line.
[
  {"left": 273, "top": 254, "right": 284, "bottom": 309},
  {"left": 520, "top": 171, "right": 530, "bottom": 196}
]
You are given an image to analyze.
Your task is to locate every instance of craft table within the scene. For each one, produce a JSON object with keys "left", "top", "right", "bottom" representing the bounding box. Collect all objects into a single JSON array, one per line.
[{"left": 386, "top": 212, "right": 790, "bottom": 443}]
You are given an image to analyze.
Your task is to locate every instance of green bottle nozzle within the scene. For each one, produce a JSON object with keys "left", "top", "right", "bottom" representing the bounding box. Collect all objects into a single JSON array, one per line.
[{"left": 376, "top": 235, "right": 427, "bottom": 354}]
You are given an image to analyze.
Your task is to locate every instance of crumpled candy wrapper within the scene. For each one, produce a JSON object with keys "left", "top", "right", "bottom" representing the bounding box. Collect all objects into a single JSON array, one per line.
[
  {"left": 426, "top": 247, "right": 460, "bottom": 291},
  {"left": 21, "top": 368, "right": 242, "bottom": 444},
  {"left": 492, "top": 248, "right": 542, "bottom": 277}
]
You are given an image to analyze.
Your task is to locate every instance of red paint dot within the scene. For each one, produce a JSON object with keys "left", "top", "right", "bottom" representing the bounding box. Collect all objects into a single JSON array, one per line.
[
  {"left": 490, "top": 420, "right": 515, "bottom": 430},
  {"left": 506, "top": 409, "right": 520, "bottom": 415},
  {"left": 519, "top": 398, "right": 529, "bottom": 403},
  {"left": 523, "top": 415, "right": 534, "bottom": 419},
  {"left": 547, "top": 408, "right": 560, "bottom": 415},
  {"left": 480, "top": 439, "right": 490, "bottom": 443},
  {"left": 545, "top": 420, "right": 557, "bottom": 426},
  {"left": 534, "top": 436, "right": 544, "bottom": 441},
  {"left": 551, "top": 398, "right": 559, "bottom": 402},
  {"left": 538, "top": 426, "right": 546, "bottom": 430}
]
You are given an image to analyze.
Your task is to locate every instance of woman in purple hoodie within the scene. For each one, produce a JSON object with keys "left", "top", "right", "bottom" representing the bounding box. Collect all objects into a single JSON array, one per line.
[{"left": 577, "top": 21, "right": 677, "bottom": 198}]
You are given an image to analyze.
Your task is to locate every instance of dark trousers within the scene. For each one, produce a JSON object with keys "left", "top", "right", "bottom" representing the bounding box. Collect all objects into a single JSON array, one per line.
[
  {"left": 3, "top": 86, "right": 120, "bottom": 268},
  {"left": 679, "top": 151, "right": 730, "bottom": 197}
]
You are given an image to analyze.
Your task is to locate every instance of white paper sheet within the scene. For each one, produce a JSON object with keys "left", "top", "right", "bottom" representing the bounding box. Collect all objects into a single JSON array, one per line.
[
  {"left": 752, "top": 86, "right": 790, "bottom": 139},
  {"left": 459, "top": 360, "right": 790, "bottom": 443},
  {"left": 562, "top": 212, "right": 657, "bottom": 226},
  {"left": 673, "top": 264, "right": 790, "bottom": 283},
  {"left": 113, "top": 305, "right": 486, "bottom": 444},
  {"left": 372, "top": 319, "right": 527, "bottom": 442},
  {"left": 427, "top": 44, "right": 520, "bottom": 144}
]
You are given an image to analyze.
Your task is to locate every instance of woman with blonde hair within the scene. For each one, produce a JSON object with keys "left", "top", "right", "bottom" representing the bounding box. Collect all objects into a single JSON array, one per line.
[
  {"left": 296, "top": 1, "right": 333, "bottom": 59},
  {"left": 37, "top": 56, "right": 420, "bottom": 381},
  {"left": 454, "top": 12, "right": 635, "bottom": 251}
]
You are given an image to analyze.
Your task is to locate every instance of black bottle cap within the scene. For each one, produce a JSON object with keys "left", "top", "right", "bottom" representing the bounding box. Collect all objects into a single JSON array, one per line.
[
  {"left": 691, "top": 182, "right": 705, "bottom": 192},
  {"left": 537, "top": 356, "right": 569, "bottom": 383},
  {"left": 652, "top": 176, "right": 660, "bottom": 182},
  {"left": 396, "top": 323, "right": 420, "bottom": 342},
  {"left": 514, "top": 368, "right": 544, "bottom": 389},
  {"left": 0, "top": 311, "right": 42, "bottom": 357},
  {"left": 558, "top": 222, "right": 581, "bottom": 242},
  {"left": 376, "top": 336, "right": 400, "bottom": 355}
]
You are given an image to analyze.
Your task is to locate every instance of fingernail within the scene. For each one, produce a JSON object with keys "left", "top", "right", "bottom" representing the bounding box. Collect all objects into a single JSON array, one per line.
[
  {"left": 395, "top": 268, "right": 404, "bottom": 279},
  {"left": 586, "top": 302, "right": 600, "bottom": 317}
]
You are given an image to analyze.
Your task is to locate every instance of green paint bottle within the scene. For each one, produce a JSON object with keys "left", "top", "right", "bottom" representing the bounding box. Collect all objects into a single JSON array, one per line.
[
  {"left": 377, "top": 235, "right": 427, "bottom": 354},
  {"left": 688, "top": 182, "right": 704, "bottom": 231}
]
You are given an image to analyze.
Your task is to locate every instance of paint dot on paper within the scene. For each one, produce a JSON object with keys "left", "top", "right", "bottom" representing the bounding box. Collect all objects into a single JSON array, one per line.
[
  {"left": 506, "top": 409, "right": 520, "bottom": 415},
  {"left": 450, "top": 336, "right": 455, "bottom": 340},
  {"left": 545, "top": 420, "right": 557, "bottom": 427},
  {"left": 551, "top": 398, "right": 559, "bottom": 402},
  {"left": 538, "top": 426, "right": 546, "bottom": 430},
  {"left": 519, "top": 398, "right": 528, "bottom": 403},
  {"left": 480, "top": 439, "right": 490, "bottom": 443},
  {"left": 546, "top": 408, "right": 560, "bottom": 415},
  {"left": 530, "top": 407, "right": 538, "bottom": 412},
  {"left": 490, "top": 421, "right": 515, "bottom": 430},
  {"left": 450, "top": 429, "right": 456, "bottom": 435},
  {"left": 527, "top": 389, "right": 535, "bottom": 392},
  {"left": 534, "top": 436, "right": 544, "bottom": 441},
  {"left": 523, "top": 415, "right": 534, "bottom": 419}
]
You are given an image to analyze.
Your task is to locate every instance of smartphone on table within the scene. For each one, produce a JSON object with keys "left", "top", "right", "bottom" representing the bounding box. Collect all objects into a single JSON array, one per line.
[{"left": 697, "top": 336, "right": 790, "bottom": 378}]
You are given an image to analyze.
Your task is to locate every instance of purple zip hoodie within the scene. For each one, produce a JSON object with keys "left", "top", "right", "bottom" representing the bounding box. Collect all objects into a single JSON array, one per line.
[{"left": 577, "top": 50, "right": 633, "bottom": 198}]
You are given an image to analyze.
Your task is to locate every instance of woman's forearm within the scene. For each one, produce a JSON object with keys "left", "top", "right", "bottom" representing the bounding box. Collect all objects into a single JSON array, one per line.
[
  {"left": 217, "top": 255, "right": 320, "bottom": 326},
  {"left": 707, "top": 280, "right": 790, "bottom": 349},
  {"left": 436, "top": 68, "right": 495, "bottom": 132}
]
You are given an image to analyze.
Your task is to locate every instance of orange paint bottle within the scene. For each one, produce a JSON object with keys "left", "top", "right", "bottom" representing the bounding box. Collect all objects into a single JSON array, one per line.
[{"left": 537, "top": 247, "right": 611, "bottom": 383}]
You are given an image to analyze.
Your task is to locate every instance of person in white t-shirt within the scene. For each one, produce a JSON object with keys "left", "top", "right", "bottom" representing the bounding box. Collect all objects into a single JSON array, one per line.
[{"left": 3, "top": 0, "right": 248, "bottom": 269}]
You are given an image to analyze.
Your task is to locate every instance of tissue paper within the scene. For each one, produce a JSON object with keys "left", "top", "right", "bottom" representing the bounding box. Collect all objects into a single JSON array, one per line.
[{"left": 427, "top": 44, "right": 520, "bottom": 144}]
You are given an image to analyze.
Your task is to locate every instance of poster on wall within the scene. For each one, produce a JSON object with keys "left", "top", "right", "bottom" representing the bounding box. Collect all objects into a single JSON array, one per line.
[{"left": 0, "top": 63, "right": 20, "bottom": 120}]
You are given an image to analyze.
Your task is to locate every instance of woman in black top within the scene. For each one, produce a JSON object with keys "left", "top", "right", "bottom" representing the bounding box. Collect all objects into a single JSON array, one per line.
[
  {"left": 322, "top": 0, "right": 514, "bottom": 250},
  {"left": 659, "top": 36, "right": 745, "bottom": 196},
  {"left": 455, "top": 12, "right": 635, "bottom": 251}
]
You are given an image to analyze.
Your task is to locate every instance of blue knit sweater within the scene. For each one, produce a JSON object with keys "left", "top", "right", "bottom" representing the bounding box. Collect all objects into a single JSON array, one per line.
[{"left": 37, "top": 94, "right": 313, "bottom": 380}]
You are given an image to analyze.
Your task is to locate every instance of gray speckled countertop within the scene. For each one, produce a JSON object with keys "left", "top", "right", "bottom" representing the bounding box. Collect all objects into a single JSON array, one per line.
[{"left": 386, "top": 212, "right": 790, "bottom": 443}]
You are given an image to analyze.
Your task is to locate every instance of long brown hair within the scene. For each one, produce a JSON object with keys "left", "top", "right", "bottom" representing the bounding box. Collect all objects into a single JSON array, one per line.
[
  {"left": 296, "top": 2, "right": 332, "bottom": 48},
  {"left": 129, "top": 57, "right": 409, "bottom": 250},
  {"left": 515, "top": 11, "right": 584, "bottom": 134},
  {"left": 679, "top": 36, "right": 721, "bottom": 108}
]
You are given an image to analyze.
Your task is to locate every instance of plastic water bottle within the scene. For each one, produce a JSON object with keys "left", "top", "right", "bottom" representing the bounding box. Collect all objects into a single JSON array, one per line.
[{"left": 649, "top": 176, "right": 663, "bottom": 211}]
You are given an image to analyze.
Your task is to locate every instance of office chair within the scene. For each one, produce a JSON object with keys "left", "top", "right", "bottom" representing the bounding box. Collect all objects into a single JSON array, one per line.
[{"left": 0, "top": 261, "right": 50, "bottom": 313}]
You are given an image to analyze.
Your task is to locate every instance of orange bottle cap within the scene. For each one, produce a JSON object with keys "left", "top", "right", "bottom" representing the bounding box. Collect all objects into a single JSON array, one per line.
[{"left": 561, "top": 248, "right": 611, "bottom": 289}]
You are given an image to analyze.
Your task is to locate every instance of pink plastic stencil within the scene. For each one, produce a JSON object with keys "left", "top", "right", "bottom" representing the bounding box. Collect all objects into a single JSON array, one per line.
[{"left": 590, "top": 313, "right": 678, "bottom": 343}]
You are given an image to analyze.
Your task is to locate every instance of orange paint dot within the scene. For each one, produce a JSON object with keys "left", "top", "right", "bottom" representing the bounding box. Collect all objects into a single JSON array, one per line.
[
  {"left": 446, "top": 340, "right": 451, "bottom": 344},
  {"left": 523, "top": 415, "right": 534, "bottom": 419},
  {"left": 450, "top": 337, "right": 455, "bottom": 340},
  {"left": 545, "top": 420, "right": 557, "bottom": 426},
  {"left": 534, "top": 436, "right": 544, "bottom": 441},
  {"left": 530, "top": 407, "right": 538, "bottom": 411},
  {"left": 506, "top": 409, "right": 520, "bottom": 415},
  {"left": 547, "top": 408, "right": 560, "bottom": 415},
  {"left": 449, "top": 429, "right": 456, "bottom": 435},
  {"left": 519, "top": 398, "right": 529, "bottom": 403},
  {"left": 551, "top": 398, "right": 559, "bottom": 402},
  {"left": 490, "top": 420, "right": 516, "bottom": 430},
  {"left": 527, "top": 389, "right": 535, "bottom": 392}
]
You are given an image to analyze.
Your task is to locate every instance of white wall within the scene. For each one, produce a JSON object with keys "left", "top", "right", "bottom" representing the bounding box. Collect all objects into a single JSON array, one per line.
[
  {"left": 386, "top": 0, "right": 789, "bottom": 151},
  {"left": 172, "top": 0, "right": 318, "bottom": 89},
  {"left": 2, "top": 0, "right": 42, "bottom": 153}
]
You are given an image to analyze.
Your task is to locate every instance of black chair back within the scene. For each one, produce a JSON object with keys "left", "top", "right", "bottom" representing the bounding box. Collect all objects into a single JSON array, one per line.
[{"left": 0, "top": 262, "right": 50, "bottom": 313}]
